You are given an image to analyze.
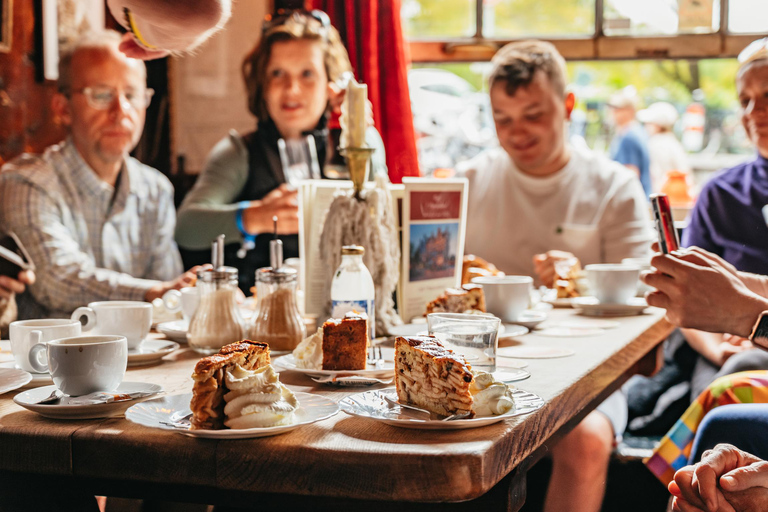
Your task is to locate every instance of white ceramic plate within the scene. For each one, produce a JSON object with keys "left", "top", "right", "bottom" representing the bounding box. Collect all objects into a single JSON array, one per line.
[
  {"left": 340, "top": 388, "right": 544, "bottom": 430},
  {"left": 542, "top": 297, "right": 576, "bottom": 308},
  {"left": 497, "top": 324, "right": 529, "bottom": 340},
  {"left": 14, "top": 381, "right": 163, "bottom": 419},
  {"left": 493, "top": 368, "right": 531, "bottom": 383},
  {"left": 273, "top": 354, "right": 395, "bottom": 378},
  {"left": 126, "top": 392, "right": 339, "bottom": 439},
  {"left": 156, "top": 320, "right": 188, "bottom": 343},
  {"left": 127, "top": 340, "right": 180, "bottom": 367},
  {"left": 0, "top": 361, "right": 52, "bottom": 386},
  {"left": 0, "top": 368, "right": 32, "bottom": 395},
  {"left": 571, "top": 297, "right": 648, "bottom": 317},
  {"left": 506, "top": 311, "right": 548, "bottom": 330}
]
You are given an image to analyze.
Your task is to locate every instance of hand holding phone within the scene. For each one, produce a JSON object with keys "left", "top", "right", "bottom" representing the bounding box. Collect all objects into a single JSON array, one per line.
[
  {"left": 0, "top": 232, "right": 35, "bottom": 278},
  {"left": 650, "top": 193, "right": 679, "bottom": 254}
]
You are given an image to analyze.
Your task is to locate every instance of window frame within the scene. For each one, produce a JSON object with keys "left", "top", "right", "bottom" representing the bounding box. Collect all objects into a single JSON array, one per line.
[{"left": 407, "top": 0, "right": 761, "bottom": 62}]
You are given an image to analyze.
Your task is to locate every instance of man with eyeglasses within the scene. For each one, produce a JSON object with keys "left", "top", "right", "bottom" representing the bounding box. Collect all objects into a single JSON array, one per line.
[{"left": 0, "top": 30, "right": 199, "bottom": 320}]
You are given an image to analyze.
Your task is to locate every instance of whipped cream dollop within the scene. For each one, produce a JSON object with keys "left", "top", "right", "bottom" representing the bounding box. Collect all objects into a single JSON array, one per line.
[
  {"left": 293, "top": 328, "right": 323, "bottom": 369},
  {"left": 223, "top": 364, "right": 299, "bottom": 429},
  {"left": 470, "top": 371, "right": 515, "bottom": 416}
]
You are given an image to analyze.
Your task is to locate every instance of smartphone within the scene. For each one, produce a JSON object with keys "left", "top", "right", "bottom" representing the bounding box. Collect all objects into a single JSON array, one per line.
[
  {"left": 650, "top": 193, "right": 679, "bottom": 254},
  {"left": 0, "top": 232, "right": 35, "bottom": 277}
]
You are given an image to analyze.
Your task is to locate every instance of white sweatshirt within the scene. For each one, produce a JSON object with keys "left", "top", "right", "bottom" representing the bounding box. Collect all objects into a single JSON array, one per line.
[{"left": 457, "top": 145, "right": 654, "bottom": 281}]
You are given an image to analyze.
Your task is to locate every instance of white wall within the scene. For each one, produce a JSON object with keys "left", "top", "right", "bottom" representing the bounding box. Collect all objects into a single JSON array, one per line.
[{"left": 170, "top": 0, "right": 269, "bottom": 174}]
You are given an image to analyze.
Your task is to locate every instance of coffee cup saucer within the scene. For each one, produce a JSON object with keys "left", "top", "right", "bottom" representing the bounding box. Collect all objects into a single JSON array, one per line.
[
  {"left": 571, "top": 296, "right": 648, "bottom": 316},
  {"left": 156, "top": 320, "right": 188, "bottom": 343},
  {"left": 506, "top": 310, "right": 548, "bottom": 330},
  {"left": 127, "top": 339, "right": 180, "bottom": 367},
  {"left": 0, "top": 361, "right": 52, "bottom": 386},
  {"left": 13, "top": 381, "right": 163, "bottom": 419}
]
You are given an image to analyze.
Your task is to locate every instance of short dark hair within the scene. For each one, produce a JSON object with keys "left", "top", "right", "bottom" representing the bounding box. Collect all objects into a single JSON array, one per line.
[{"left": 489, "top": 40, "right": 567, "bottom": 98}]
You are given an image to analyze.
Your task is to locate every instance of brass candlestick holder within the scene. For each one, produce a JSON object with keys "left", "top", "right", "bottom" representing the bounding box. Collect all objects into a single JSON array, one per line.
[{"left": 339, "top": 146, "right": 375, "bottom": 199}]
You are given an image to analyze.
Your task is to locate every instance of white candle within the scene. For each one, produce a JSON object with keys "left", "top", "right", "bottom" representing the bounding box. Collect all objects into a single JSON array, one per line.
[{"left": 341, "top": 80, "right": 367, "bottom": 148}]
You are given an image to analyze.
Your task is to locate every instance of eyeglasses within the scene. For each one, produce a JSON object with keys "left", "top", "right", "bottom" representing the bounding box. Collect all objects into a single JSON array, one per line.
[
  {"left": 262, "top": 9, "right": 331, "bottom": 38},
  {"left": 70, "top": 86, "right": 155, "bottom": 111},
  {"left": 738, "top": 38, "right": 768, "bottom": 69}
]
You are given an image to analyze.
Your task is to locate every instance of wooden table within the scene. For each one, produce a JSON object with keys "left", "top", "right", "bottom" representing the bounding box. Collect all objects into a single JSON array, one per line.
[{"left": 0, "top": 308, "right": 672, "bottom": 511}]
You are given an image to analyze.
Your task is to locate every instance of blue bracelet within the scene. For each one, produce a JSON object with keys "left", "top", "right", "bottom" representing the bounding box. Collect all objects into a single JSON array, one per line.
[{"left": 236, "top": 201, "right": 253, "bottom": 237}]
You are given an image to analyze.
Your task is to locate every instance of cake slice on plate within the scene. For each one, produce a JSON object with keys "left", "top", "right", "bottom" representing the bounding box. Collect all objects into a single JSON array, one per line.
[
  {"left": 425, "top": 284, "right": 486, "bottom": 315},
  {"left": 190, "top": 340, "right": 270, "bottom": 429},
  {"left": 394, "top": 335, "right": 475, "bottom": 418}
]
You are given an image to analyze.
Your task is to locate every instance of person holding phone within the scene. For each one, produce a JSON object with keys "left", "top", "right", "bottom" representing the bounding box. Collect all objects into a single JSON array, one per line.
[
  {"left": 0, "top": 30, "right": 201, "bottom": 320},
  {"left": 174, "top": 9, "right": 388, "bottom": 294}
]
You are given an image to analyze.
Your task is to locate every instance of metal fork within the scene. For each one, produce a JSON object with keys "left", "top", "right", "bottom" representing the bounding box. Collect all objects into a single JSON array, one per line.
[
  {"left": 160, "top": 412, "right": 192, "bottom": 429},
  {"left": 367, "top": 345, "right": 383, "bottom": 368},
  {"left": 383, "top": 394, "right": 470, "bottom": 421}
]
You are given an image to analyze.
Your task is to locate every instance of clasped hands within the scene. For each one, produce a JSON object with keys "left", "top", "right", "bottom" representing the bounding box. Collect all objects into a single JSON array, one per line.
[{"left": 670, "top": 443, "right": 768, "bottom": 512}]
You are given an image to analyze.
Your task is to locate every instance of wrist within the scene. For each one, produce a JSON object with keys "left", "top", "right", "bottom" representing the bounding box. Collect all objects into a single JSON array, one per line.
[
  {"left": 144, "top": 282, "right": 167, "bottom": 303},
  {"left": 241, "top": 201, "right": 265, "bottom": 235},
  {"left": 738, "top": 296, "right": 768, "bottom": 339}
]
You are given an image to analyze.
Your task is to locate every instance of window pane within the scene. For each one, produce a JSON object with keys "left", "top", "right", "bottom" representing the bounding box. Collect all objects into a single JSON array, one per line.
[
  {"left": 603, "top": 0, "right": 718, "bottom": 36},
  {"left": 401, "top": 0, "right": 476, "bottom": 39},
  {"left": 410, "top": 60, "right": 748, "bottom": 180},
  {"left": 728, "top": 0, "right": 768, "bottom": 33},
  {"left": 486, "top": 0, "right": 595, "bottom": 38}
]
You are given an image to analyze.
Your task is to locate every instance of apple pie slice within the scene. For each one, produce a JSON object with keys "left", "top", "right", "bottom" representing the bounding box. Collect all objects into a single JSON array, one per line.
[
  {"left": 394, "top": 335, "right": 475, "bottom": 418},
  {"left": 190, "top": 340, "right": 270, "bottom": 430}
]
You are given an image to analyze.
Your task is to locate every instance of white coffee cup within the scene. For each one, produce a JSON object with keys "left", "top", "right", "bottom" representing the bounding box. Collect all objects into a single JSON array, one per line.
[
  {"left": 622, "top": 257, "right": 652, "bottom": 296},
  {"left": 471, "top": 276, "right": 533, "bottom": 323},
  {"left": 28, "top": 335, "right": 127, "bottom": 396},
  {"left": 71, "top": 301, "right": 152, "bottom": 350},
  {"left": 9, "top": 319, "right": 82, "bottom": 373},
  {"left": 162, "top": 287, "right": 199, "bottom": 324},
  {"left": 585, "top": 264, "right": 641, "bottom": 304}
]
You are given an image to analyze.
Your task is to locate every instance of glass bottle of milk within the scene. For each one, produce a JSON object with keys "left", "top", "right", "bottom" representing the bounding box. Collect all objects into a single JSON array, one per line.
[{"left": 331, "top": 245, "right": 375, "bottom": 339}]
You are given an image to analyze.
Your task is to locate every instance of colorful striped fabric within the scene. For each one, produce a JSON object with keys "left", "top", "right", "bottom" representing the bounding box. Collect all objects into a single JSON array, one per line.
[{"left": 645, "top": 370, "right": 768, "bottom": 485}]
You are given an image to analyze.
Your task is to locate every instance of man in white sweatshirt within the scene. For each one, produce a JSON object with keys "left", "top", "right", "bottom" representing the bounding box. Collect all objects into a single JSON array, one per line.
[{"left": 458, "top": 40, "right": 654, "bottom": 512}]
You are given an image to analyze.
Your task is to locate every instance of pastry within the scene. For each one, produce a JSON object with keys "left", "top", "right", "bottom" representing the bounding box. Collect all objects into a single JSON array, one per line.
[
  {"left": 394, "top": 335, "right": 475, "bottom": 418},
  {"left": 425, "top": 284, "right": 486, "bottom": 315},
  {"left": 555, "top": 257, "right": 582, "bottom": 298},
  {"left": 320, "top": 311, "right": 369, "bottom": 370},
  {"left": 190, "top": 340, "right": 270, "bottom": 430},
  {"left": 462, "top": 254, "right": 503, "bottom": 285}
]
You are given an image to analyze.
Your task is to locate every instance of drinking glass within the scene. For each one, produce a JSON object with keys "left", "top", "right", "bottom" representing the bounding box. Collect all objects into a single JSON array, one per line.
[
  {"left": 278, "top": 134, "right": 321, "bottom": 188},
  {"left": 427, "top": 313, "right": 501, "bottom": 372}
]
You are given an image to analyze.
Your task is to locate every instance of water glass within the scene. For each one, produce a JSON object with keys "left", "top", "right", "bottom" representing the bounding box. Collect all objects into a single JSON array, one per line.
[
  {"left": 427, "top": 313, "right": 501, "bottom": 372},
  {"left": 278, "top": 134, "right": 321, "bottom": 188}
]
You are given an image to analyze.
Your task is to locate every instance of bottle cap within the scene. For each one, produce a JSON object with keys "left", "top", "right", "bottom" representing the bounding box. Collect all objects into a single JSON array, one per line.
[
  {"left": 256, "top": 266, "right": 297, "bottom": 284},
  {"left": 341, "top": 245, "right": 364, "bottom": 255},
  {"left": 197, "top": 266, "right": 238, "bottom": 283}
]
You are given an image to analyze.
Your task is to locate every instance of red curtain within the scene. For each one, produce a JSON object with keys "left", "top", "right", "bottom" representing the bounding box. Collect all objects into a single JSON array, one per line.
[{"left": 310, "top": 0, "right": 420, "bottom": 182}]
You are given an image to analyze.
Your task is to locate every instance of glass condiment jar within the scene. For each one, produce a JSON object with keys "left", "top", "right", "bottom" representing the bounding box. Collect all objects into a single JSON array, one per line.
[
  {"left": 249, "top": 267, "right": 305, "bottom": 352},
  {"left": 188, "top": 267, "right": 244, "bottom": 354}
]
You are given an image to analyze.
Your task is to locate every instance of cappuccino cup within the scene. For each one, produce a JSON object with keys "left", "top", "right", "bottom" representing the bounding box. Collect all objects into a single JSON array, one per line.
[
  {"left": 9, "top": 319, "right": 82, "bottom": 373},
  {"left": 471, "top": 276, "right": 533, "bottom": 323},
  {"left": 162, "top": 287, "right": 199, "bottom": 324},
  {"left": 585, "top": 264, "right": 641, "bottom": 304},
  {"left": 28, "top": 335, "right": 127, "bottom": 396},
  {"left": 72, "top": 301, "right": 152, "bottom": 350}
]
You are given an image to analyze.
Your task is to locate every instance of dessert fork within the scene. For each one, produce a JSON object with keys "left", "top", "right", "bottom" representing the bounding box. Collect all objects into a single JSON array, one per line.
[
  {"left": 383, "top": 394, "right": 470, "bottom": 421},
  {"left": 367, "top": 345, "right": 384, "bottom": 368}
]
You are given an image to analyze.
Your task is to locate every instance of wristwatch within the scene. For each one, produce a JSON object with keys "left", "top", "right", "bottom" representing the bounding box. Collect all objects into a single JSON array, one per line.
[{"left": 749, "top": 310, "right": 768, "bottom": 347}]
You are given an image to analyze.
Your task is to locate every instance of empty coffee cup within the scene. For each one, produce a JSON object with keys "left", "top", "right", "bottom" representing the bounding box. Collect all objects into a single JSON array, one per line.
[
  {"left": 585, "top": 264, "right": 641, "bottom": 304},
  {"left": 28, "top": 335, "right": 127, "bottom": 396},
  {"left": 622, "top": 257, "right": 652, "bottom": 296},
  {"left": 471, "top": 276, "right": 533, "bottom": 323},
  {"left": 162, "top": 287, "right": 200, "bottom": 324},
  {"left": 9, "top": 319, "right": 82, "bottom": 373},
  {"left": 72, "top": 301, "right": 152, "bottom": 350}
]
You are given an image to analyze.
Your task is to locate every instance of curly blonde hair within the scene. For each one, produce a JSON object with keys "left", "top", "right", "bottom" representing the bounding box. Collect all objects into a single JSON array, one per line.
[{"left": 243, "top": 12, "right": 352, "bottom": 121}]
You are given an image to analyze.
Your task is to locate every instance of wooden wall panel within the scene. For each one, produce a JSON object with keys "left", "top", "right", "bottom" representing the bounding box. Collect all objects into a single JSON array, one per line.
[{"left": 0, "top": 0, "right": 64, "bottom": 166}]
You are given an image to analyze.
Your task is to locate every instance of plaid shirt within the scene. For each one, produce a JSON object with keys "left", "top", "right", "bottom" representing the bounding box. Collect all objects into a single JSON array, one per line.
[{"left": 0, "top": 139, "right": 182, "bottom": 318}]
